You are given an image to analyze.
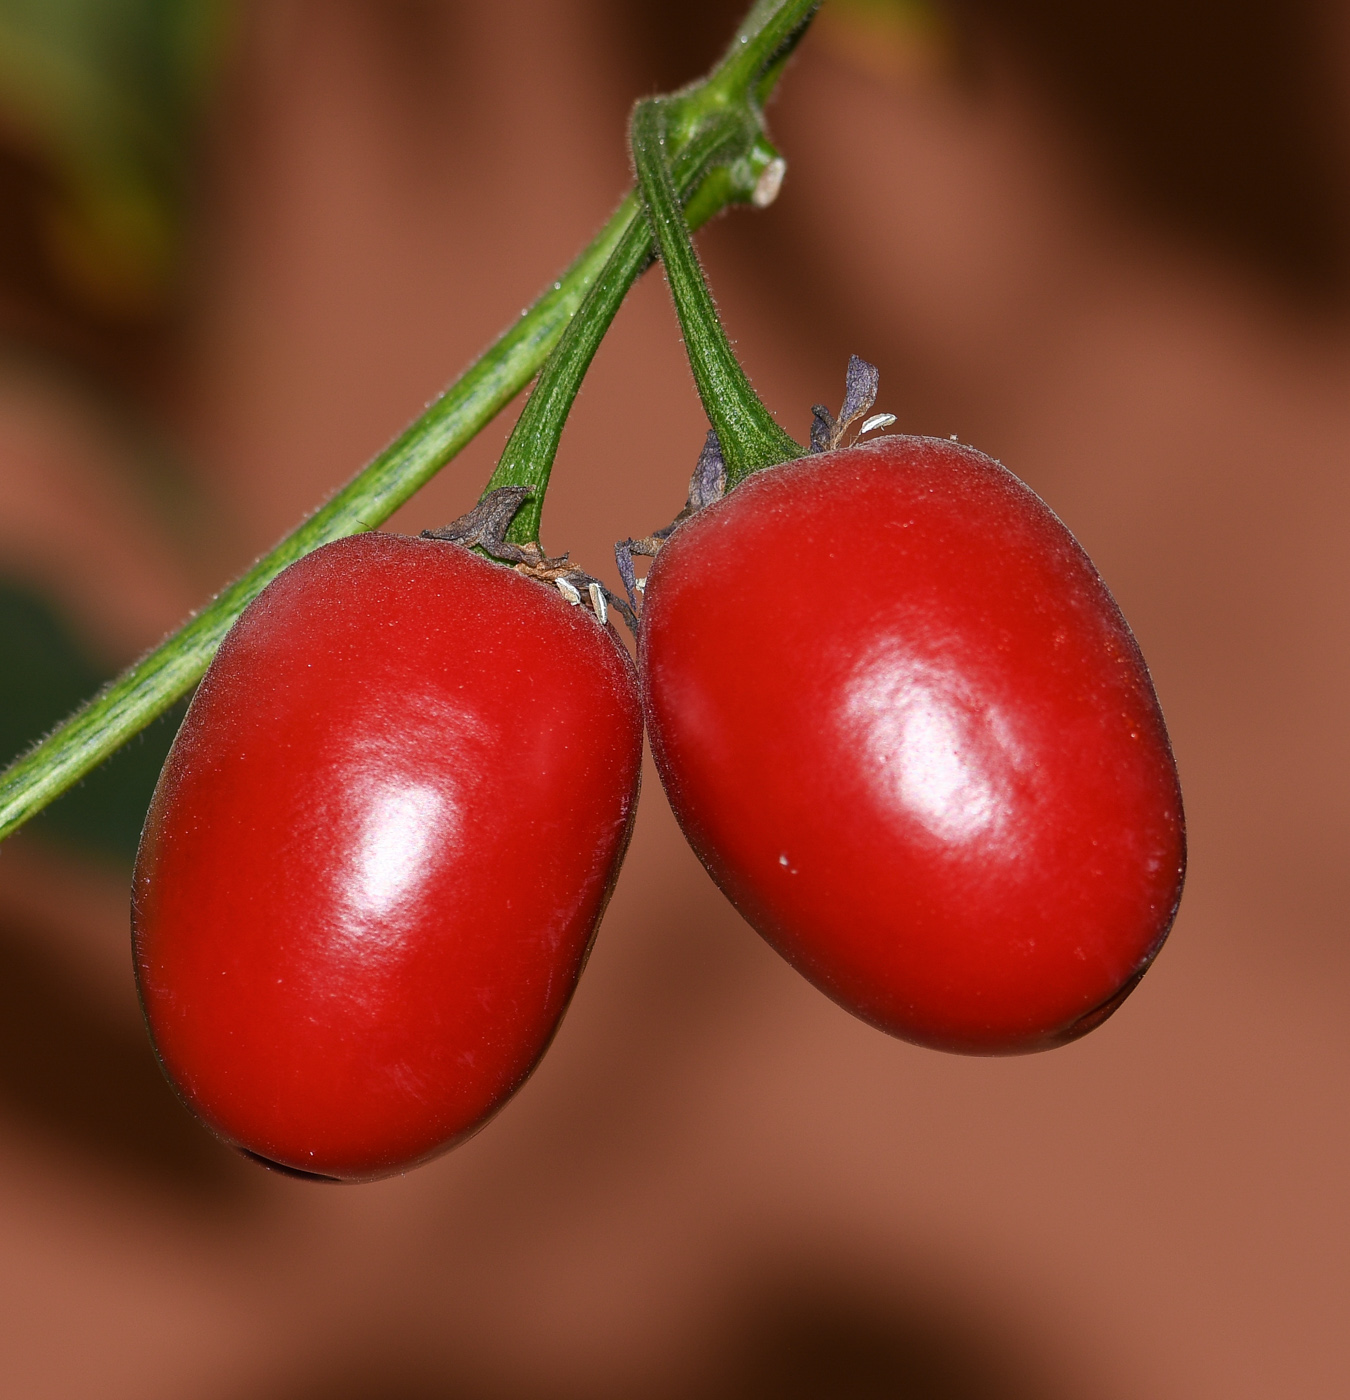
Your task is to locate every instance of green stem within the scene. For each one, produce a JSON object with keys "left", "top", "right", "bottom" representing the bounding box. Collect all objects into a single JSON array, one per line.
[
  {"left": 486, "top": 123, "right": 775, "bottom": 545},
  {"left": 702, "top": 1, "right": 822, "bottom": 113},
  {"left": 631, "top": 98, "right": 804, "bottom": 486},
  {"left": 0, "top": 0, "right": 819, "bottom": 845},
  {"left": 486, "top": 0, "right": 820, "bottom": 542}
]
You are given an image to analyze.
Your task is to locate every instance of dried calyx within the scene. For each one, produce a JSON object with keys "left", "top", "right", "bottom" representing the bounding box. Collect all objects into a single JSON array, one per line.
[
  {"left": 423, "top": 489, "right": 636, "bottom": 633},
  {"left": 615, "top": 356, "right": 895, "bottom": 615},
  {"left": 810, "top": 354, "right": 895, "bottom": 454},
  {"left": 615, "top": 429, "right": 726, "bottom": 612}
]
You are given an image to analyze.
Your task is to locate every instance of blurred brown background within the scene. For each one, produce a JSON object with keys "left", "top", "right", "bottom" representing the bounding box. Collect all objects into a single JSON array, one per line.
[{"left": 0, "top": 1, "right": 1347, "bottom": 1395}]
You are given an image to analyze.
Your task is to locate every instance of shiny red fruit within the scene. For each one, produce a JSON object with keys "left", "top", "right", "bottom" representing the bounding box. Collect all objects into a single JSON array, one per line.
[
  {"left": 639, "top": 436, "right": 1184, "bottom": 1054},
  {"left": 133, "top": 533, "right": 642, "bottom": 1180}
]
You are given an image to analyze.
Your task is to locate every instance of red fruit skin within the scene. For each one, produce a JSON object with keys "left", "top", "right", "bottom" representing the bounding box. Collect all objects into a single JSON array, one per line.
[
  {"left": 133, "top": 533, "right": 642, "bottom": 1180},
  {"left": 639, "top": 437, "right": 1185, "bottom": 1054}
]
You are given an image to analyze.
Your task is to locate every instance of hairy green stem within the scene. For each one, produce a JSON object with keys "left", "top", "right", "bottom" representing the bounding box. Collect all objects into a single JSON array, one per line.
[
  {"left": 487, "top": 0, "right": 820, "bottom": 541},
  {"left": 631, "top": 99, "right": 804, "bottom": 486},
  {"left": 486, "top": 122, "right": 775, "bottom": 545},
  {"left": 0, "top": 0, "right": 819, "bottom": 844}
]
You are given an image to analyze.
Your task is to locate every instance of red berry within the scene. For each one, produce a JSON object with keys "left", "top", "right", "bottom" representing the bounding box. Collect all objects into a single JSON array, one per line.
[
  {"left": 133, "top": 533, "right": 642, "bottom": 1179},
  {"left": 639, "top": 436, "right": 1184, "bottom": 1054}
]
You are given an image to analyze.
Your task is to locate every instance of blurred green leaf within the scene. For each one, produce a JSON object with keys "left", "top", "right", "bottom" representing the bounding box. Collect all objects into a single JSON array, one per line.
[
  {"left": 0, "top": 0, "right": 233, "bottom": 315},
  {"left": 0, "top": 580, "right": 182, "bottom": 865}
]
